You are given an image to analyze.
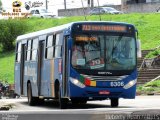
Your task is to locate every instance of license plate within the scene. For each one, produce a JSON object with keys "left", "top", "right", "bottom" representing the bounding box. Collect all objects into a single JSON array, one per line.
[{"left": 99, "top": 90, "right": 110, "bottom": 95}]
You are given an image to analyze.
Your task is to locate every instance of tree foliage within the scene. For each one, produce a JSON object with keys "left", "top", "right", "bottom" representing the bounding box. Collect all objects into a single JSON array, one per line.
[
  {"left": 0, "top": 20, "right": 28, "bottom": 51},
  {"left": 0, "top": 0, "right": 2, "bottom": 9}
]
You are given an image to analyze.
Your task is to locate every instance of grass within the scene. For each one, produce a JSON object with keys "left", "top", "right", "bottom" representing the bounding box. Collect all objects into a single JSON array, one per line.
[
  {"left": 0, "top": 51, "right": 14, "bottom": 84},
  {"left": 22, "top": 13, "right": 160, "bottom": 50},
  {"left": 137, "top": 80, "right": 160, "bottom": 95},
  {"left": 0, "top": 13, "right": 160, "bottom": 84}
]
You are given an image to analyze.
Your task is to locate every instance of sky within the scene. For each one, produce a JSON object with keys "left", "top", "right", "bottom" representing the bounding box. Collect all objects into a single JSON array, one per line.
[{"left": 1, "top": 0, "right": 121, "bottom": 15}]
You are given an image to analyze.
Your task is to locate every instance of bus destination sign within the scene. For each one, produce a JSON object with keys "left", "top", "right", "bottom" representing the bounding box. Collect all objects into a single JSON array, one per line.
[
  {"left": 75, "top": 36, "right": 97, "bottom": 42},
  {"left": 82, "top": 25, "right": 127, "bottom": 32}
]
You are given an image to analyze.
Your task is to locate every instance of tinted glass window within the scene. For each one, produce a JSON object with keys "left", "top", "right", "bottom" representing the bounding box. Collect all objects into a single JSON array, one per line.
[
  {"left": 16, "top": 42, "right": 21, "bottom": 62},
  {"left": 27, "top": 40, "right": 32, "bottom": 50},
  {"left": 46, "top": 35, "right": 54, "bottom": 59},
  {"left": 47, "top": 47, "right": 54, "bottom": 59},
  {"left": 31, "top": 38, "right": 38, "bottom": 61},
  {"left": 26, "top": 40, "right": 32, "bottom": 61},
  {"left": 55, "top": 46, "right": 61, "bottom": 58},
  {"left": 72, "top": 34, "right": 136, "bottom": 71},
  {"left": 32, "top": 38, "right": 38, "bottom": 49},
  {"left": 47, "top": 35, "right": 53, "bottom": 47},
  {"left": 56, "top": 33, "right": 63, "bottom": 45}
]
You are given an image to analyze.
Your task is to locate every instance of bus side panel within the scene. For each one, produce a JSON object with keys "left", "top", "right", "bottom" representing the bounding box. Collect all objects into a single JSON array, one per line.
[
  {"left": 14, "top": 63, "right": 21, "bottom": 95},
  {"left": 40, "top": 60, "right": 52, "bottom": 97},
  {"left": 23, "top": 62, "right": 38, "bottom": 97},
  {"left": 42, "top": 59, "right": 62, "bottom": 98},
  {"left": 52, "top": 58, "right": 62, "bottom": 96}
]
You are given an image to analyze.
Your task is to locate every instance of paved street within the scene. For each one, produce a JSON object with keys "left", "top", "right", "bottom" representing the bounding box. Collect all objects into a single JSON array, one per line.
[{"left": 0, "top": 96, "right": 160, "bottom": 120}]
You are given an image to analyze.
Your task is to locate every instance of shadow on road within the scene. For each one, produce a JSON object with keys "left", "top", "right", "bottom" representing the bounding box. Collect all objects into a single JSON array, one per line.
[{"left": 19, "top": 100, "right": 133, "bottom": 110}]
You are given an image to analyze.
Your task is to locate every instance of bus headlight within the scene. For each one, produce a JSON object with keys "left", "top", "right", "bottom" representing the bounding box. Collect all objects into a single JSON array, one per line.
[
  {"left": 70, "top": 77, "right": 85, "bottom": 88},
  {"left": 123, "top": 79, "right": 137, "bottom": 89}
]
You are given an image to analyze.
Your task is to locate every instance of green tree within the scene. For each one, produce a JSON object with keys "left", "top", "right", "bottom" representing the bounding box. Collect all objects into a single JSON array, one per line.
[
  {"left": 0, "top": 20, "right": 28, "bottom": 51},
  {"left": 0, "top": 0, "right": 2, "bottom": 10}
]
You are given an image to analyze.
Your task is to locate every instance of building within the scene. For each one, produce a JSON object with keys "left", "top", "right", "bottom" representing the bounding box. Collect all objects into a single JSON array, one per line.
[
  {"left": 121, "top": 0, "right": 160, "bottom": 5},
  {"left": 121, "top": 0, "right": 160, "bottom": 13}
]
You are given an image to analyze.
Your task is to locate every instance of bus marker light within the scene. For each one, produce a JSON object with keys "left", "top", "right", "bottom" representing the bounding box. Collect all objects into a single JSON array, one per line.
[
  {"left": 79, "top": 75, "right": 85, "bottom": 84},
  {"left": 85, "top": 78, "right": 91, "bottom": 86},
  {"left": 99, "top": 90, "right": 110, "bottom": 95},
  {"left": 90, "top": 81, "right": 96, "bottom": 87}
]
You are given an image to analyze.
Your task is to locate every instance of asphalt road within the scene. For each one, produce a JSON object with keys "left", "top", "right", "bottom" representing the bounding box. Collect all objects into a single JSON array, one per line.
[{"left": 0, "top": 96, "right": 160, "bottom": 120}]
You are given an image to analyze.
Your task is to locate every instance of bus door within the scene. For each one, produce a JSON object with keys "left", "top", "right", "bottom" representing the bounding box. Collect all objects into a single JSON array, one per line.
[
  {"left": 20, "top": 44, "right": 26, "bottom": 95},
  {"left": 37, "top": 41, "right": 45, "bottom": 96},
  {"left": 61, "top": 36, "right": 70, "bottom": 97}
]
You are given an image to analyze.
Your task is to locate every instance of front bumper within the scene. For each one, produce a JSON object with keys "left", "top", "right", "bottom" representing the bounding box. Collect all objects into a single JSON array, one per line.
[{"left": 69, "top": 81, "right": 136, "bottom": 99}]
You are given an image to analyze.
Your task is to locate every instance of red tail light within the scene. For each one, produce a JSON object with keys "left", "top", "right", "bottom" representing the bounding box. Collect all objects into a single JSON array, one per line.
[{"left": 58, "top": 59, "right": 62, "bottom": 73}]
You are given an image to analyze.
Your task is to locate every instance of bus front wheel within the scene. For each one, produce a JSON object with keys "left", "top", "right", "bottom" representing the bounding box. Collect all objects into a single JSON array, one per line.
[
  {"left": 110, "top": 98, "right": 119, "bottom": 107},
  {"left": 27, "top": 83, "right": 37, "bottom": 106},
  {"left": 71, "top": 98, "right": 87, "bottom": 105}
]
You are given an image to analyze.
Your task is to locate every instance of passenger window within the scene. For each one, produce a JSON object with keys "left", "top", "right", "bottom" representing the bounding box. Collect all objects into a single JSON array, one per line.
[
  {"left": 27, "top": 40, "right": 31, "bottom": 50},
  {"left": 55, "top": 33, "right": 63, "bottom": 58},
  {"left": 35, "top": 10, "right": 39, "bottom": 14},
  {"left": 46, "top": 35, "right": 54, "bottom": 59},
  {"left": 32, "top": 38, "right": 38, "bottom": 49},
  {"left": 16, "top": 42, "right": 21, "bottom": 62},
  {"left": 31, "top": 38, "right": 38, "bottom": 61},
  {"left": 18, "top": 42, "right": 21, "bottom": 52},
  {"left": 47, "top": 47, "right": 53, "bottom": 59},
  {"left": 55, "top": 46, "right": 62, "bottom": 57},
  {"left": 30, "top": 10, "right": 34, "bottom": 14},
  {"left": 47, "top": 36, "right": 53, "bottom": 47},
  {"left": 56, "top": 33, "right": 63, "bottom": 45},
  {"left": 26, "top": 40, "right": 32, "bottom": 61}
]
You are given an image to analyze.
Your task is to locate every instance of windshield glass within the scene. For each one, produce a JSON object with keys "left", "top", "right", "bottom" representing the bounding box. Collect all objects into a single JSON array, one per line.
[
  {"left": 105, "top": 7, "right": 116, "bottom": 11},
  {"left": 71, "top": 34, "right": 136, "bottom": 71}
]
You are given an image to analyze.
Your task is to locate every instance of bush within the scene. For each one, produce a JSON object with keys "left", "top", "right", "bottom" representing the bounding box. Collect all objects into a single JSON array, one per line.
[
  {"left": 0, "top": 19, "right": 28, "bottom": 51},
  {"left": 145, "top": 49, "right": 160, "bottom": 58}
]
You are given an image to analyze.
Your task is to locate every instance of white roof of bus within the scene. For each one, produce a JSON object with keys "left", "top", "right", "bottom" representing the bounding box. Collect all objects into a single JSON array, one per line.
[
  {"left": 16, "top": 23, "right": 72, "bottom": 41},
  {"left": 16, "top": 21, "right": 133, "bottom": 41}
]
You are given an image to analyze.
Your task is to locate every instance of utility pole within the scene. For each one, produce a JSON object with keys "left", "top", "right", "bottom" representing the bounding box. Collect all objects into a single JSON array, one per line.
[
  {"left": 64, "top": 0, "right": 67, "bottom": 9},
  {"left": 91, "top": 0, "right": 94, "bottom": 8},
  {"left": 46, "top": 0, "right": 48, "bottom": 10},
  {"left": 88, "top": 0, "right": 90, "bottom": 7}
]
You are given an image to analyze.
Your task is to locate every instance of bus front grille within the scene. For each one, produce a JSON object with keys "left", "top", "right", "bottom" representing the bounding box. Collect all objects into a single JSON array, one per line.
[{"left": 82, "top": 74, "right": 128, "bottom": 81}]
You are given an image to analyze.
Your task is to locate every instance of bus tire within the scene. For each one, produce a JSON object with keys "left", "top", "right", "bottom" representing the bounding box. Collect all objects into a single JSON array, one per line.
[
  {"left": 38, "top": 99, "right": 44, "bottom": 105},
  {"left": 71, "top": 98, "right": 87, "bottom": 105},
  {"left": 111, "top": 98, "right": 119, "bottom": 107},
  {"left": 27, "top": 83, "right": 37, "bottom": 106},
  {"left": 58, "top": 85, "right": 68, "bottom": 109}
]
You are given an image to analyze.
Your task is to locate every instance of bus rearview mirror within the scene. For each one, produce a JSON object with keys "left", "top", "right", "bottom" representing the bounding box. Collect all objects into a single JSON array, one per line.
[{"left": 137, "top": 39, "right": 142, "bottom": 58}]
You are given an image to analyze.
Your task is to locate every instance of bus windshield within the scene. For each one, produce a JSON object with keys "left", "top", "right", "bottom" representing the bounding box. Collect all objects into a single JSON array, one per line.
[{"left": 71, "top": 34, "right": 136, "bottom": 71}]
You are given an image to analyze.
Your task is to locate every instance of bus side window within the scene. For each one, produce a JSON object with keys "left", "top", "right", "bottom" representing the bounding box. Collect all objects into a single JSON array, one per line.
[
  {"left": 16, "top": 42, "right": 21, "bottom": 62},
  {"left": 31, "top": 38, "right": 38, "bottom": 61},
  {"left": 45, "top": 35, "right": 54, "bottom": 59},
  {"left": 26, "top": 40, "right": 32, "bottom": 61},
  {"left": 55, "top": 33, "right": 63, "bottom": 58}
]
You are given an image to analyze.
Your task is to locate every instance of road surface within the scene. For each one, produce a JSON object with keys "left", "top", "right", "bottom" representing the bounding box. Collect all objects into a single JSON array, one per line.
[{"left": 0, "top": 96, "right": 160, "bottom": 120}]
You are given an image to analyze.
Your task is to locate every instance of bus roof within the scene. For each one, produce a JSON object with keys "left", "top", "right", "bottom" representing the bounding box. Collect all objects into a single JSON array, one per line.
[
  {"left": 16, "top": 21, "right": 135, "bottom": 42},
  {"left": 16, "top": 23, "right": 72, "bottom": 41}
]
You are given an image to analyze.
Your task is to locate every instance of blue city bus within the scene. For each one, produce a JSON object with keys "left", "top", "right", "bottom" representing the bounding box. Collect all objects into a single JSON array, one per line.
[{"left": 15, "top": 21, "right": 140, "bottom": 108}]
